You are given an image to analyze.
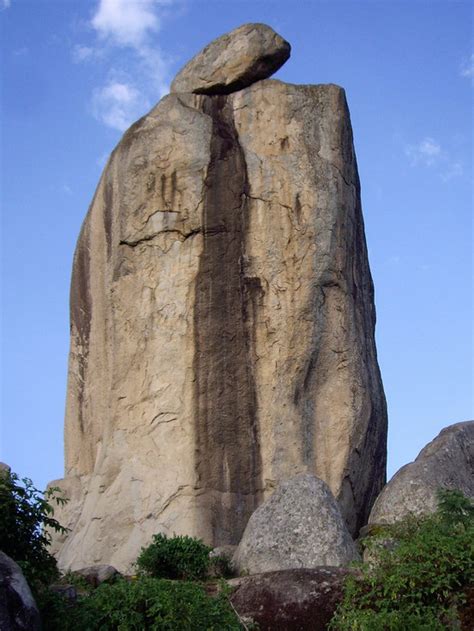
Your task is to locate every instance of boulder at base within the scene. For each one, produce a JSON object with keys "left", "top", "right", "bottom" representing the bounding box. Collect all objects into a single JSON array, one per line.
[
  {"left": 233, "top": 474, "right": 359, "bottom": 575},
  {"left": 0, "top": 551, "right": 40, "bottom": 631},
  {"left": 171, "top": 23, "right": 290, "bottom": 94},
  {"left": 369, "top": 420, "right": 474, "bottom": 524},
  {"left": 230, "top": 568, "right": 352, "bottom": 631}
]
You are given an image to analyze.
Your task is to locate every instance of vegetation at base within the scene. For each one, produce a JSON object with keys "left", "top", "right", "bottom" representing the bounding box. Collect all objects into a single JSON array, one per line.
[
  {"left": 136, "top": 533, "right": 213, "bottom": 580},
  {"left": 209, "top": 552, "right": 235, "bottom": 579},
  {"left": 0, "top": 467, "right": 245, "bottom": 629},
  {"left": 0, "top": 468, "right": 68, "bottom": 590},
  {"left": 329, "top": 489, "right": 474, "bottom": 630},
  {"left": 39, "top": 577, "right": 244, "bottom": 631}
]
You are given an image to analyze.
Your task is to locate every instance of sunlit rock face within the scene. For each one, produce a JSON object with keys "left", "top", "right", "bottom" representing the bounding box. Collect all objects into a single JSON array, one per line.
[{"left": 50, "top": 23, "right": 387, "bottom": 573}]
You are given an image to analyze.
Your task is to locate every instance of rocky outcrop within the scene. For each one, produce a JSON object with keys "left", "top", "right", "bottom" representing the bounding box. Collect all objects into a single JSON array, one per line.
[
  {"left": 0, "top": 551, "right": 40, "bottom": 631},
  {"left": 233, "top": 475, "right": 359, "bottom": 575},
  {"left": 369, "top": 421, "right": 474, "bottom": 525},
  {"left": 51, "top": 23, "right": 387, "bottom": 572},
  {"left": 230, "top": 568, "right": 352, "bottom": 631},
  {"left": 171, "top": 23, "right": 290, "bottom": 94}
]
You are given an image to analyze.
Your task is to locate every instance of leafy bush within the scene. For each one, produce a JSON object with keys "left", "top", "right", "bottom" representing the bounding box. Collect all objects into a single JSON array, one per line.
[
  {"left": 40, "top": 577, "right": 243, "bottom": 630},
  {"left": 330, "top": 489, "right": 474, "bottom": 630},
  {"left": 0, "top": 468, "right": 68, "bottom": 589},
  {"left": 136, "top": 533, "right": 212, "bottom": 580}
]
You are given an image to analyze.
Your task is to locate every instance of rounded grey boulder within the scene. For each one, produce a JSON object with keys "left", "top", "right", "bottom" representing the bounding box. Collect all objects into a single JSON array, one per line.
[
  {"left": 369, "top": 420, "right": 474, "bottom": 525},
  {"left": 170, "top": 23, "right": 290, "bottom": 94},
  {"left": 232, "top": 474, "right": 359, "bottom": 575},
  {"left": 0, "top": 551, "right": 40, "bottom": 631}
]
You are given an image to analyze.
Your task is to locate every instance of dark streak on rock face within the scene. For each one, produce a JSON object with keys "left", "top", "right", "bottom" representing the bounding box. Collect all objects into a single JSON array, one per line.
[
  {"left": 69, "top": 220, "right": 92, "bottom": 433},
  {"left": 193, "top": 95, "right": 263, "bottom": 545},
  {"left": 103, "top": 180, "right": 114, "bottom": 259}
]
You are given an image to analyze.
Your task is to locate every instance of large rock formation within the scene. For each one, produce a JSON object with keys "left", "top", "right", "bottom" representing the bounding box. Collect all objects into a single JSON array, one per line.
[
  {"left": 233, "top": 474, "right": 359, "bottom": 574},
  {"left": 50, "top": 23, "right": 387, "bottom": 572},
  {"left": 369, "top": 421, "right": 474, "bottom": 525}
]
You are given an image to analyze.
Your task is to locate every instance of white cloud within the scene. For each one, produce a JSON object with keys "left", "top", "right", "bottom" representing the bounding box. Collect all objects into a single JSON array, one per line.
[
  {"left": 405, "top": 137, "right": 441, "bottom": 167},
  {"left": 460, "top": 54, "right": 474, "bottom": 78},
  {"left": 91, "top": 0, "right": 167, "bottom": 48},
  {"left": 92, "top": 80, "right": 150, "bottom": 131},
  {"left": 74, "top": 0, "right": 177, "bottom": 131},
  {"left": 1, "top": 0, "right": 11, "bottom": 9}
]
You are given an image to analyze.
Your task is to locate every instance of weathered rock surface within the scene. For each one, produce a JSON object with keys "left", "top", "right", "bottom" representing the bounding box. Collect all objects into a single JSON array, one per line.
[
  {"left": 51, "top": 24, "right": 387, "bottom": 573},
  {"left": 229, "top": 568, "right": 352, "bottom": 631},
  {"left": 171, "top": 23, "right": 290, "bottom": 94},
  {"left": 369, "top": 421, "right": 474, "bottom": 525},
  {"left": 0, "top": 551, "right": 40, "bottom": 631},
  {"left": 233, "top": 475, "right": 359, "bottom": 574}
]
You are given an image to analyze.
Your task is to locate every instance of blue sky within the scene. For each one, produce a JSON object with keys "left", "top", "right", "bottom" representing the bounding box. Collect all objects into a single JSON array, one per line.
[{"left": 1, "top": 0, "right": 472, "bottom": 492}]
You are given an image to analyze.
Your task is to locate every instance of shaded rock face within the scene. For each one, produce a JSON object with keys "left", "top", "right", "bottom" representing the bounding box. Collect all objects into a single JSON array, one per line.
[
  {"left": 233, "top": 474, "right": 359, "bottom": 575},
  {"left": 369, "top": 421, "right": 474, "bottom": 525},
  {"left": 51, "top": 24, "right": 387, "bottom": 572},
  {"left": 171, "top": 23, "right": 290, "bottom": 94},
  {"left": 0, "top": 551, "right": 40, "bottom": 631},
  {"left": 229, "top": 568, "right": 352, "bottom": 631}
]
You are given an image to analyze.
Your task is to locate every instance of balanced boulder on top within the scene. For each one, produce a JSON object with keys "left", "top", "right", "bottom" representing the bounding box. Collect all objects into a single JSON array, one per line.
[{"left": 170, "top": 23, "right": 291, "bottom": 94}]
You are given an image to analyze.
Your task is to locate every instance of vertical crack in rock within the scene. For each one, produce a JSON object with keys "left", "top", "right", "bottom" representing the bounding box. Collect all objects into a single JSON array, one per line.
[{"left": 193, "top": 95, "right": 263, "bottom": 545}]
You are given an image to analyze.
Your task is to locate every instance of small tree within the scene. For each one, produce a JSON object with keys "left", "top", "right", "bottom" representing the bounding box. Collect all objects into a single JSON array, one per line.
[
  {"left": 0, "top": 468, "right": 68, "bottom": 589},
  {"left": 136, "top": 533, "right": 212, "bottom": 580}
]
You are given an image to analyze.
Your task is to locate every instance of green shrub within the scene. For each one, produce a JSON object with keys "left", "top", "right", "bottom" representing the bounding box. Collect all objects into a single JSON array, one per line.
[
  {"left": 209, "top": 553, "right": 235, "bottom": 579},
  {"left": 330, "top": 489, "right": 474, "bottom": 630},
  {"left": 136, "top": 533, "right": 212, "bottom": 580},
  {"left": 41, "top": 577, "right": 243, "bottom": 630},
  {"left": 0, "top": 468, "right": 68, "bottom": 589}
]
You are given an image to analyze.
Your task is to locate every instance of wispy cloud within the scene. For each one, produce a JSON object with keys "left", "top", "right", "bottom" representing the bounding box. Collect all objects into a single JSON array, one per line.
[
  {"left": 460, "top": 53, "right": 474, "bottom": 79},
  {"left": 72, "top": 45, "right": 96, "bottom": 63},
  {"left": 404, "top": 136, "right": 463, "bottom": 182},
  {"left": 1, "top": 0, "right": 11, "bottom": 10},
  {"left": 13, "top": 46, "right": 29, "bottom": 57},
  {"left": 440, "top": 161, "right": 463, "bottom": 182},
  {"left": 405, "top": 137, "right": 441, "bottom": 167},
  {"left": 92, "top": 80, "right": 149, "bottom": 131},
  {"left": 75, "top": 0, "right": 178, "bottom": 131}
]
